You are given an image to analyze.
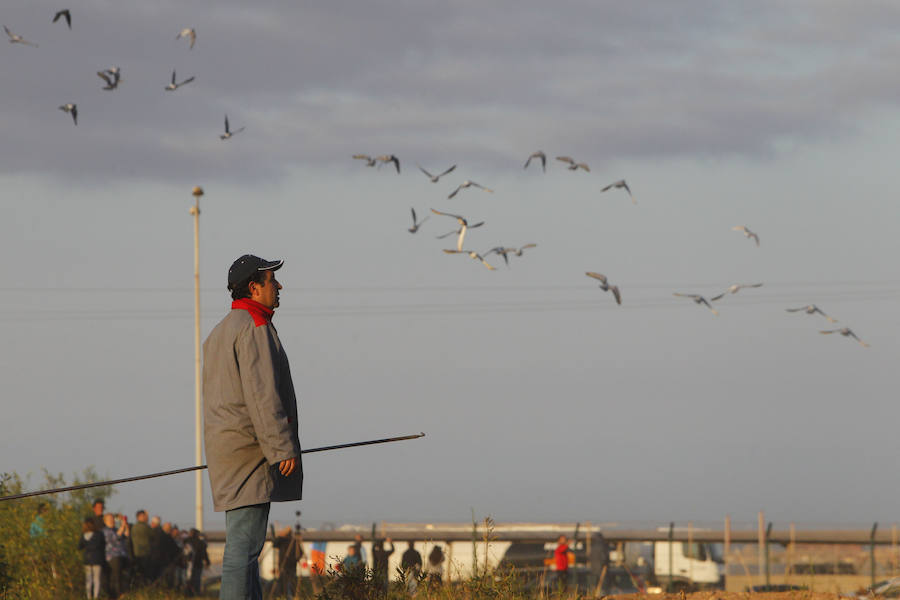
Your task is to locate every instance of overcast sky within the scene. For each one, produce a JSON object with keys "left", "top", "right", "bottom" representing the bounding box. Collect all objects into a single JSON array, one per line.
[{"left": 2, "top": 1, "right": 899, "bottom": 532}]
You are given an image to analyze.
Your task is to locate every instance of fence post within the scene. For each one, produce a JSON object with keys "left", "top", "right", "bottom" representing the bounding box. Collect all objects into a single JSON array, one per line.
[
  {"left": 688, "top": 521, "right": 694, "bottom": 584},
  {"left": 757, "top": 512, "right": 765, "bottom": 588},
  {"left": 892, "top": 523, "right": 897, "bottom": 576},
  {"left": 787, "top": 522, "right": 796, "bottom": 585},
  {"left": 586, "top": 521, "right": 592, "bottom": 570},
  {"left": 871, "top": 522, "right": 879, "bottom": 588},
  {"left": 724, "top": 515, "right": 731, "bottom": 591},
  {"left": 668, "top": 521, "right": 674, "bottom": 592}
]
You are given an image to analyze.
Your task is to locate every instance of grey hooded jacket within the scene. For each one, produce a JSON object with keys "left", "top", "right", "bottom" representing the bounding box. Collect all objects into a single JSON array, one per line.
[{"left": 203, "top": 307, "right": 302, "bottom": 512}]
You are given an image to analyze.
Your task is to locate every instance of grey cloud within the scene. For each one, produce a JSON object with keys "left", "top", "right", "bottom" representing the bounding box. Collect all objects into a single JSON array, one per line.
[{"left": 3, "top": 0, "right": 900, "bottom": 182}]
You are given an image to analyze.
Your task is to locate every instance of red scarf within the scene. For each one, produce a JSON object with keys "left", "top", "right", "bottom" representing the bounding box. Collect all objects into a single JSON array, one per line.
[{"left": 231, "top": 298, "right": 274, "bottom": 327}]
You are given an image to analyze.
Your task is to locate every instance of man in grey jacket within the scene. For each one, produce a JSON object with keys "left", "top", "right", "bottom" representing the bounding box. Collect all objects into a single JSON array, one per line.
[{"left": 204, "top": 254, "right": 302, "bottom": 600}]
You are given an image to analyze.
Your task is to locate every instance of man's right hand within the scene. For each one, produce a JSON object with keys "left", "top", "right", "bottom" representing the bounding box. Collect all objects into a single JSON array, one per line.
[{"left": 278, "top": 457, "right": 297, "bottom": 476}]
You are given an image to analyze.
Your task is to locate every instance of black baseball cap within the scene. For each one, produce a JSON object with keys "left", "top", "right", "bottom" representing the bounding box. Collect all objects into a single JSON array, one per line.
[{"left": 227, "top": 254, "right": 283, "bottom": 290}]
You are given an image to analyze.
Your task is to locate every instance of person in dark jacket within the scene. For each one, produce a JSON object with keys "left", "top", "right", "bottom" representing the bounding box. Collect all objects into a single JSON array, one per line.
[
  {"left": 87, "top": 499, "right": 108, "bottom": 594},
  {"left": 371, "top": 538, "right": 395, "bottom": 595},
  {"left": 273, "top": 526, "right": 303, "bottom": 599},
  {"left": 79, "top": 518, "right": 105, "bottom": 599},
  {"left": 401, "top": 541, "right": 423, "bottom": 594},
  {"left": 158, "top": 522, "right": 181, "bottom": 588},
  {"left": 352, "top": 533, "right": 367, "bottom": 565},
  {"left": 88, "top": 499, "right": 105, "bottom": 532},
  {"left": 149, "top": 516, "right": 166, "bottom": 582},
  {"left": 184, "top": 529, "right": 210, "bottom": 597},
  {"left": 170, "top": 524, "right": 188, "bottom": 589},
  {"left": 130, "top": 510, "right": 153, "bottom": 585},
  {"left": 400, "top": 541, "right": 422, "bottom": 577}
]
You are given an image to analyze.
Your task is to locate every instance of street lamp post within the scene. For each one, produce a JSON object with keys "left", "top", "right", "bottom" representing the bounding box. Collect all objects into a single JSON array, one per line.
[{"left": 190, "top": 186, "right": 204, "bottom": 531}]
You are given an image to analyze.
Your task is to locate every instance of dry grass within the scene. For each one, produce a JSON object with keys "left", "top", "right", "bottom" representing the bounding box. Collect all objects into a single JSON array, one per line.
[{"left": 617, "top": 594, "right": 846, "bottom": 600}]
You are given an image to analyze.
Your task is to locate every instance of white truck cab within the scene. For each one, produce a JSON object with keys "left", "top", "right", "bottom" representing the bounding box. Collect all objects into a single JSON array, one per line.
[{"left": 653, "top": 540, "right": 724, "bottom": 591}]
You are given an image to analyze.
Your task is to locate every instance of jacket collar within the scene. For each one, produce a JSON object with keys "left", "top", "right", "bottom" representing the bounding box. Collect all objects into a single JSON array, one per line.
[{"left": 231, "top": 298, "right": 274, "bottom": 327}]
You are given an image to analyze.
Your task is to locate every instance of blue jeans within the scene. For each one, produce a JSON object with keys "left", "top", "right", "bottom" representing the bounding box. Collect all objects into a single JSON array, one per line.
[{"left": 221, "top": 503, "right": 270, "bottom": 600}]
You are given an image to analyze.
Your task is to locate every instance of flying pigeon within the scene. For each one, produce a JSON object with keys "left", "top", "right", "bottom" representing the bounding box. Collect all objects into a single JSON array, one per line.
[
  {"left": 375, "top": 154, "right": 400, "bottom": 174},
  {"left": 431, "top": 209, "right": 484, "bottom": 252},
  {"left": 177, "top": 28, "right": 196, "bottom": 49},
  {"left": 524, "top": 151, "right": 546, "bottom": 172},
  {"left": 485, "top": 244, "right": 537, "bottom": 267},
  {"left": 448, "top": 180, "right": 493, "bottom": 199},
  {"left": 52, "top": 10, "right": 71, "bottom": 29},
  {"left": 58, "top": 103, "right": 77, "bottom": 125},
  {"left": 820, "top": 328, "right": 868, "bottom": 347},
  {"left": 220, "top": 114, "right": 245, "bottom": 139},
  {"left": 418, "top": 164, "right": 456, "bottom": 183},
  {"left": 600, "top": 179, "right": 634, "bottom": 203},
  {"left": 586, "top": 272, "right": 622, "bottom": 305},
  {"left": 673, "top": 293, "right": 719, "bottom": 315},
  {"left": 408, "top": 208, "right": 429, "bottom": 233},
  {"left": 710, "top": 283, "right": 763, "bottom": 301},
  {"left": 97, "top": 67, "right": 121, "bottom": 90},
  {"left": 786, "top": 305, "right": 837, "bottom": 323},
  {"left": 732, "top": 225, "right": 759, "bottom": 247},
  {"left": 443, "top": 249, "right": 496, "bottom": 271},
  {"left": 165, "top": 70, "right": 195, "bottom": 91},
  {"left": 556, "top": 156, "right": 590, "bottom": 171},
  {"left": 4, "top": 26, "right": 38, "bottom": 47}
]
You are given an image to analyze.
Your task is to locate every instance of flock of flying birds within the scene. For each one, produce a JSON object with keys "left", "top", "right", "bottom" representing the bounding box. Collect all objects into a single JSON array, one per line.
[
  {"left": 351, "top": 153, "right": 869, "bottom": 348},
  {"left": 4, "top": 12, "right": 243, "bottom": 138},
  {"left": 5, "top": 11, "right": 867, "bottom": 348}
]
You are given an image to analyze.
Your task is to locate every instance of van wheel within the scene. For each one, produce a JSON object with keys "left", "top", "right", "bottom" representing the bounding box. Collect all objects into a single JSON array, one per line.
[{"left": 670, "top": 582, "right": 692, "bottom": 594}]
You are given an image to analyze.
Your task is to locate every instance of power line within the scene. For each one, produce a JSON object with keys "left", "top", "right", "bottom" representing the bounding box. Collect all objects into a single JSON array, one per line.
[
  {"left": 0, "top": 279, "right": 897, "bottom": 294},
  {"left": 0, "top": 288, "right": 897, "bottom": 323}
]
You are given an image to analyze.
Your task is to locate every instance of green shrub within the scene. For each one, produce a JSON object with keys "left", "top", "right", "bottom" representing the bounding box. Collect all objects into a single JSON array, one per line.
[{"left": 0, "top": 469, "right": 112, "bottom": 600}]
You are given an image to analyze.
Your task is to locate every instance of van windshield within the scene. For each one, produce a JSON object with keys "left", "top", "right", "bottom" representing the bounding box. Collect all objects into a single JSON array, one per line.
[{"left": 707, "top": 544, "right": 724, "bottom": 564}]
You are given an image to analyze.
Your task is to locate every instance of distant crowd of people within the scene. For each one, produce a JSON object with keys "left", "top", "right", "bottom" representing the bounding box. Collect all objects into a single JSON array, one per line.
[
  {"left": 337, "top": 534, "right": 446, "bottom": 594},
  {"left": 32, "top": 498, "right": 210, "bottom": 599},
  {"left": 30, "top": 496, "right": 455, "bottom": 599}
]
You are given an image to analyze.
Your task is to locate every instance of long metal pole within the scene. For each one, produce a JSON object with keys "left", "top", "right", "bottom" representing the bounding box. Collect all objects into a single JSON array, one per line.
[
  {"left": 191, "top": 186, "right": 204, "bottom": 532},
  {"left": 0, "top": 433, "right": 425, "bottom": 502}
]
